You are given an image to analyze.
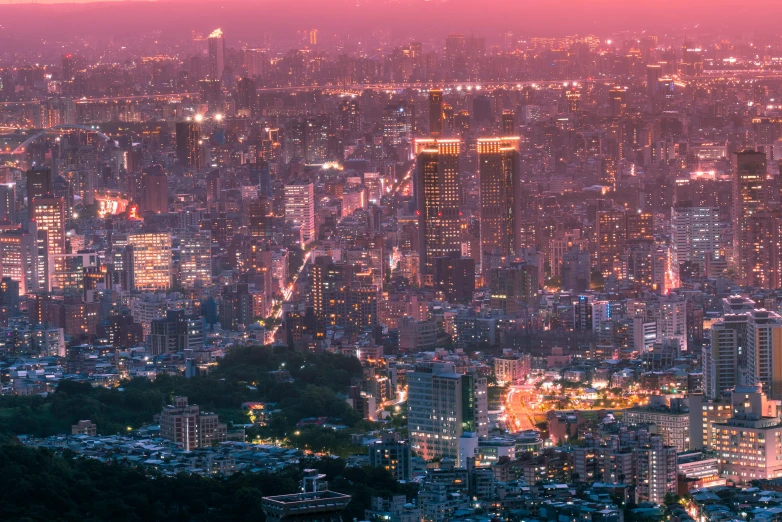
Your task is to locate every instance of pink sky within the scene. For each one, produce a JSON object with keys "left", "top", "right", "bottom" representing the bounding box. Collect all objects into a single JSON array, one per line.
[{"left": 0, "top": 0, "right": 779, "bottom": 43}]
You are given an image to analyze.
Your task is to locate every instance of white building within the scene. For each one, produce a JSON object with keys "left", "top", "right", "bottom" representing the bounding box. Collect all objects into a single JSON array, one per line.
[
  {"left": 284, "top": 180, "right": 315, "bottom": 245},
  {"left": 408, "top": 362, "right": 488, "bottom": 461}
]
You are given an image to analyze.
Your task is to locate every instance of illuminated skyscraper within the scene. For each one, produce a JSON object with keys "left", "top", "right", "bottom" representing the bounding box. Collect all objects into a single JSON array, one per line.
[
  {"left": 175, "top": 121, "right": 202, "bottom": 171},
  {"left": 207, "top": 28, "right": 225, "bottom": 79},
  {"left": 671, "top": 203, "right": 721, "bottom": 275},
  {"left": 733, "top": 150, "right": 767, "bottom": 282},
  {"left": 477, "top": 137, "right": 520, "bottom": 274},
  {"left": 428, "top": 89, "right": 444, "bottom": 138},
  {"left": 179, "top": 231, "right": 212, "bottom": 289},
  {"left": 284, "top": 180, "right": 315, "bottom": 245},
  {"left": 415, "top": 139, "right": 461, "bottom": 281},
  {"left": 128, "top": 233, "right": 172, "bottom": 291},
  {"left": 31, "top": 195, "right": 65, "bottom": 259}
]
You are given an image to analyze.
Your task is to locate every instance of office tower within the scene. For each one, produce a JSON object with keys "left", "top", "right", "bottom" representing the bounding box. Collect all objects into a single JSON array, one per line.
[
  {"left": 415, "top": 139, "right": 461, "bottom": 281},
  {"left": 705, "top": 314, "right": 748, "bottom": 399},
  {"left": 501, "top": 111, "right": 515, "bottom": 135},
  {"left": 647, "top": 65, "right": 662, "bottom": 97},
  {"left": 284, "top": 179, "right": 315, "bottom": 245},
  {"left": 429, "top": 89, "right": 444, "bottom": 138},
  {"left": 179, "top": 231, "right": 212, "bottom": 288},
  {"left": 596, "top": 210, "right": 626, "bottom": 277},
  {"left": 608, "top": 86, "right": 627, "bottom": 118},
  {"left": 407, "top": 362, "right": 488, "bottom": 461},
  {"left": 308, "top": 29, "right": 318, "bottom": 46},
  {"left": 713, "top": 386, "right": 782, "bottom": 482},
  {"left": 26, "top": 166, "right": 51, "bottom": 206},
  {"left": 175, "top": 121, "right": 202, "bottom": 170},
  {"left": 733, "top": 150, "right": 767, "bottom": 282},
  {"left": 141, "top": 165, "right": 167, "bottom": 214},
  {"left": 128, "top": 232, "right": 172, "bottom": 290},
  {"left": 478, "top": 137, "right": 520, "bottom": 274},
  {"left": 745, "top": 309, "right": 782, "bottom": 399},
  {"left": 31, "top": 194, "right": 65, "bottom": 259},
  {"left": 159, "top": 396, "right": 226, "bottom": 450},
  {"left": 0, "top": 183, "right": 15, "bottom": 223},
  {"left": 236, "top": 76, "right": 257, "bottom": 113},
  {"left": 207, "top": 28, "right": 225, "bottom": 79},
  {"left": 368, "top": 432, "right": 412, "bottom": 482},
  {"left": 671, "top": 203, "right": 720, "bottom": 275}
]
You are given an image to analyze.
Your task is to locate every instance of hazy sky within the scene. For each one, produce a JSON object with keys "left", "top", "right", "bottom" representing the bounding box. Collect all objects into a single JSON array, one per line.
[{"left": 1, "top": 0, "right": 780, "bottom": 45}]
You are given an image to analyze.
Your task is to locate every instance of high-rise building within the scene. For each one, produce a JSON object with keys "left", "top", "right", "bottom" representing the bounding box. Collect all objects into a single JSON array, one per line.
[
  {"left": 671, "top": 203, "right": 721, "bottom": 276},
  {"left": 26, "top": 166, "right": 51, "bottom": 207},
  {"left": 745, "top": 309, "right": 782, "bottom": 399},
  {"left": 713, "top": 386, "right": 782, "bottom": 482},
  {"left": 415, "top": 139, "right": 461, "bottom": 281},
  {"left": 596, "top": 210, "right": 626, "bottom": 278},
  {"left": 128, "top": 233, "right": 172, "bottom": 290},
  {"left": 429, "top": 89, "right": 444, "bottom": 138},
  {"left": 236, "top": 76, "right": 257, "bottom": 113},
  {"left": 478, "top": 137, "right": 519, "bottom": 273},
  {"left": 0, "top": 183, "right": 15, "bottom": 223},
  {"left": 657, "top": 294, "right": 688, "bottom": 352},
  {"left": 141, "top": 165, "right": 168, "bottom": 214},
  {"left": 705, "top": 314, "right": 747, "bottom": 399},
  {"left": 31, "top": 195, "right": 65, "bottom": 274},
  {"left": 647, "top": 65, "right": 662, "bottom": 97},
  {"left": 733, "top": 150, "right": 767, "bottom": 282},
  {"left": 501, "top": 111, "right": 515, "bottom": 135},
  {"left": 175, "top": 121, "right": 202, "bottom": 170},
  {"left": 0, "top": 229, "right": 40, "bottom": 295},
  {"left": 608, "top": 86, "right": 627, "bottom": 118},
  {"left": 368, "top": 432, "right": 412, "bottom": 482},
  {"left": 284, "top": 180, "right": 315, "bottom": 245},
  {"left": 159, "top": 396, "right": 226, "bottom": 450},
  {"left": 179, "top": 231, "right": 212, "bottom": 288},
  {"left": 407, "top": 362, "right": 488, "bottom": 461},
  {"left": 207, "top": 28, "right": 225, "bottom": 79}
]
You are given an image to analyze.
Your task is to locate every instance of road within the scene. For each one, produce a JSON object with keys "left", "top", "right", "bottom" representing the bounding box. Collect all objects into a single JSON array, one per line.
[
  {"left": 506, "top": 385, "right": 539, "bottom": 432},
  {"left": 267, "top": 250, "right": 312, "bottom": 342}
]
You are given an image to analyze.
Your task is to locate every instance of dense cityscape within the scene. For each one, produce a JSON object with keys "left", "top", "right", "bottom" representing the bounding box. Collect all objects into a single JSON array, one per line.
[{"left": 3, "top": 6, "right": 782, "bottom": 522}]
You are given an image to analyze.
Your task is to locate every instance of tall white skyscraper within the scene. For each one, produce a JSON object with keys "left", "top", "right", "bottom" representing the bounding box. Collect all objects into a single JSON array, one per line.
[
  {"left": 284, "top": 180, "right": 315, "bottom": 245},
  {"left": 657, "top": 295, "right": 688, "bottom": 352},
  {"left": 207, "top": 28, "right": 225, "bottom": 80}
]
